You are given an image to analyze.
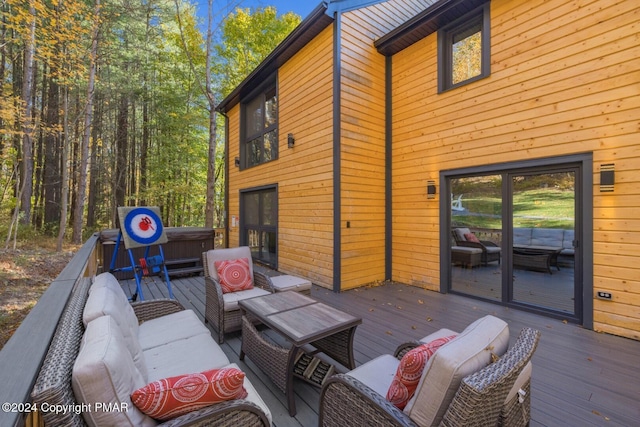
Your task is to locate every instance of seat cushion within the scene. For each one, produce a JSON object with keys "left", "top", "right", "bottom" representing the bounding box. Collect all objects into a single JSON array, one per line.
[
  {"left": 91, "top": 272, "right": 123, "bottom": 295},
  {"left": 143, "top": 334, "right": 230, "bottom": 383},
  {"left": 72, "top": 315, "right": 156, "bottom": 427},
  {"left": 346, "top": 354, "right": 400, "bottom": 397},
  {"left": 270, "top": 275, "right": 312, "bottom": 293},
  {"left": 222, "top": 287, "right": 272, "bottom": 311},
  {"left": 138, "top": 309, "right": 210, "bottom": 351},
  {"left": 404, "top": 315, "right": 509, "bottom": 426},
  {"left": 131, "top": 367, "right": 247, "bottom": 421}
]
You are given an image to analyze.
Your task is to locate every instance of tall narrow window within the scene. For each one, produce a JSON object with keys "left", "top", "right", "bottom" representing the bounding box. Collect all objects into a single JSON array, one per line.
[
  {"left": 242, "top": 86, "right": 278, "bottom": 168},
  {"left": 241, "top": 186, "right": 278, "bottom": 267},
  {"left": 438, "top": 4, "right": 490, "bottom": 92}
]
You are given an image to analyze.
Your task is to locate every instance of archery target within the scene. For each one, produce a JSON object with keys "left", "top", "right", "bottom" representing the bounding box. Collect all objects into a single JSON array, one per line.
[{"left": 117, "top": 206, "right": 168, "bottom": 249}]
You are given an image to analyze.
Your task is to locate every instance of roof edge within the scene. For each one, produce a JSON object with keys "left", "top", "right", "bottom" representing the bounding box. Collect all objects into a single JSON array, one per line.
[
  {"left": 217, "top": 3, "right": 333, "bottom": 113},
  {"left": 375, "top": 0, "right": 489, "bottom": 56}
]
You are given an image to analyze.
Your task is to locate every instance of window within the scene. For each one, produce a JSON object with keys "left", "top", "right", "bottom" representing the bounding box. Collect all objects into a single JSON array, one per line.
[
  {"left": 438, "top": 4, "right": 490, "bottom": 92},
  {"left": 241, "top": 86, "right": 278, "bottom": 168},
  {"left": 240, "top": 186, "right": 278, "bottom": 267}
]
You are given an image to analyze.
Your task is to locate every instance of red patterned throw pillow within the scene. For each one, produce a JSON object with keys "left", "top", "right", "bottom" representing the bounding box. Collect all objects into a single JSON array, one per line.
[
  {"left": 464, "top": 232, "right": 481, "bottom": 243},
  {"left": 214, "top": 258, "right": 253, "bottom": 293},
  {"left": 131, "top": 368, "right": 248, "bottom": 421},
  {"left": 386, "top": 335, "right": 457, "bottom": 410}
]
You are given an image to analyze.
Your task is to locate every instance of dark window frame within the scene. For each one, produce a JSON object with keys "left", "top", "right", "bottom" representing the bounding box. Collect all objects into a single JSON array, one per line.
[
  {"left": 437, "top": 3, "right": 491, "bottom": 93},
  {"left": 239, "top": 184, "right": 278, "bottom": 268},
  {"left": 240, "top": 80, "right": 278, "bottom": 169}
]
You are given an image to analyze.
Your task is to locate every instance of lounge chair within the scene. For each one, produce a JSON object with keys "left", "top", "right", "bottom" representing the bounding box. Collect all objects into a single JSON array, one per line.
[{"left": 452, "top": 227, "right": 502, "bottom": 266}]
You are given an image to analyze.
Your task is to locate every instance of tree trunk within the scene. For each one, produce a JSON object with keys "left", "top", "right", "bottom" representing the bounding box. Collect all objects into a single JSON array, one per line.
[
  {"left": 114, "top": 94, "right": 129, "bottom": 218},
  {"left": 43, "top": 66, "right": 61, "bottom": 228},
  {"left": 204, "top": 0, "right": 217, "bottom": 228},
  {"left": 19, "top": 0, "right": 37, "bottom": 225},
  {"left": 56, "top": 87, "right": 70, "bottom": 251},
  {"left": 72, "top": 0, "right": 100, "bottom": 244}
]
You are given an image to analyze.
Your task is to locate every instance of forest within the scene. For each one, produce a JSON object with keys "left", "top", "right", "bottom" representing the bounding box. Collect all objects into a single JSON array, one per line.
[{"left": 0, "top": 0, "right": 300, "bottom": 249}]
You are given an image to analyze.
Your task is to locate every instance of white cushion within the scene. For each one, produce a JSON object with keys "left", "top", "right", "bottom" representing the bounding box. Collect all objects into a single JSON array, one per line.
[
  {"left": 83, "top": 286, "right": 146, "bottom": 375},
  {"left": 454, "top": 228, "right": 472, "bottom": 242},
  {"left": 204, "top": 247, "right": 254, "bottom": 282},
  {"left": 346, "top": 354, "right": 400, "bottom": 396},
  {"left": 419, "top": 328, "right": 459, "bottom": 344},
  {"left": 72, "top": 316, "right": 156, "bottom": 427},
  {"left": 404, "top": 315, "right": 509, "bottom": 426},
  {"left": 227, "top": 363, "right": 273, "bottom": 425},
  {"left": 222, "top": 287, "right": 271, "bottom": 311},
  {"left": 138, "top": 309, "right": 210, "bottom": 350},
  {"left": 270, "top": 275, "right": 312, "bottom": 292},
  {"left": 143, "top": 334, "right": 230, "bottom": 382},
  {"left": 91, "top": 272, "right": 123, "bottom": 294}
]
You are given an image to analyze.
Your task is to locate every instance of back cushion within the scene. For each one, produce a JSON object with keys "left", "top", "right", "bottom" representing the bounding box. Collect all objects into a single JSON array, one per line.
[
  {"left": 204, "top": 247, "right": 254, "bottom": 282},
  {"left": 91, "top": 272, "right": 122, "bottom": 295},
  {"left": 404, "top": 315, "right": 509, "bottom": 426},
  {"left": 72, "top": 316, "right": 156, "bottom": 427},
  {"left": 531, "top": 228, "right": 564, "bottom": 247},
  {"left": 83, "top": 286, "right": 146, "bottom": 376}
]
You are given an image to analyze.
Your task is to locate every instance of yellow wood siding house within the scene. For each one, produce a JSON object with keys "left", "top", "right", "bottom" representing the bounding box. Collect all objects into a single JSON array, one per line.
[{"left": 217, "top": 0, "right": 640, "bottom": 341}]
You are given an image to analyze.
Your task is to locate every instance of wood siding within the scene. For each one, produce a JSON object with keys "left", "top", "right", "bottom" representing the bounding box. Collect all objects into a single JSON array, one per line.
[
  {"left": 227, "top": 26, "right": 335, "bottom": 288},
  {"left": 391, "top": 0, "right": 640, "bottom": 339},
  {"left": 338, "top": 0, "right": 437, "bottom": 290}
]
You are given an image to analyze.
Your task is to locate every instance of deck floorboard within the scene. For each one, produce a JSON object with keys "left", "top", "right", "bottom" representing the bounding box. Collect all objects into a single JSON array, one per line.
[{"left": 122, "top": 274, "right": 640, "bottom": 427}]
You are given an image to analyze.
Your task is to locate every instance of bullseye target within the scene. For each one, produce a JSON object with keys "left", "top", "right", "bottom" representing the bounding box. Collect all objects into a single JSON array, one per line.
[{"left": 117, "top": 206, "right": 168, "bottom": 249}]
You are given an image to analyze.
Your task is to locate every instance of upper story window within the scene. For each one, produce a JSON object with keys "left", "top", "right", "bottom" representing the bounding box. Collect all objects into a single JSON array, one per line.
[
  {"left": 242, "top": 86, "right": 278, "bottom": 168},
  {"left": 438, "top": 4, "right": 490, "bottom": 93}
]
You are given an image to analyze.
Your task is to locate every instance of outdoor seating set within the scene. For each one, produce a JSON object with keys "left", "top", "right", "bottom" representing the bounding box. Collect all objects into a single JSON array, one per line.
[
  {"left": 30, "top": 245, "right": 541, "bottom": 427},
  {"left": 452, "top": 227, "right": 502, "bottom": 268},
  {"left": 31, "top": 272, "right": 272, "bottom": 427}
]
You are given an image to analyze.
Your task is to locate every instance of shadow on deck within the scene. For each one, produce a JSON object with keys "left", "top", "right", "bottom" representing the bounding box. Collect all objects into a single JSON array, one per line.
[{"left": 123, "top": 273, "right": 640, "bottom": 427}]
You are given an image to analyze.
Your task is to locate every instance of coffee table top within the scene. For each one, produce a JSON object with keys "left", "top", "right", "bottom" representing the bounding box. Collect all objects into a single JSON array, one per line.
[{"left": 239, "top": 291, "right": 362, "bottom": 345}]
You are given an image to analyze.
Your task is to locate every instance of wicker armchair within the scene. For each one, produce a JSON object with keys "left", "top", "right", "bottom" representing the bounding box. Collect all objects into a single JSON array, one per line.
[
  {"left": 202, "top": 247, "right": 274, "bottom": 343},
  {"left": 452, "top": 227, "right": 502, "bottom": 266},
  {"left": 320, "top": 326, "right": 540, "bottom": 427}
]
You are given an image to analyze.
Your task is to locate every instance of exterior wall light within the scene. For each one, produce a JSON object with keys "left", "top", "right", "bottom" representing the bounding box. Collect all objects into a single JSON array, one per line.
[
  {"left": 600, "top": 163, "right": 614, "bottom": 192},
  {"left": 234, "top": 157, "right": 240, "bottom": 167},
  {"left": 427, "top": 180, "right": 436, "bottom": 199},
  {"left": 287, "top": 133, "right": 295, "bottom": 148}
]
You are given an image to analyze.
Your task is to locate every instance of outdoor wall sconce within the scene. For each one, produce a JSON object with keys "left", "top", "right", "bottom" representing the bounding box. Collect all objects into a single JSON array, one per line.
[
  {"left": 287, "top": 133, "right": 295, "bottom": 148},
  {"left": 234, "top": 157, "right": 240, "bottom": 167},
  {"left": 600, "top": 163, "right": 614, "bottom": 192},
  {"left": 427, "top": 180, "right": 436, "bottom": 199}
]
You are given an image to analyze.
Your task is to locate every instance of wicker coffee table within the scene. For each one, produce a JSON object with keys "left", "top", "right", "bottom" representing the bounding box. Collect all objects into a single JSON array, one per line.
[{"left": 239, "top": 291, "right": 361, "bottom": 416}]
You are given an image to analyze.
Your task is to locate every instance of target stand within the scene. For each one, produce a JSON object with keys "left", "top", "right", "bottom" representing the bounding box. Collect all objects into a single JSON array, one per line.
[{"left": 109, "top": 206, "right": 174, "bottom": 301}]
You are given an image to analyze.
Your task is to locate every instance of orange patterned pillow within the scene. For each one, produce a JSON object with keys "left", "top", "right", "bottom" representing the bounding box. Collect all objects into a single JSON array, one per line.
[
  {"left": 386, "top": 335, "right": 457, "bottom": 410},
  {"left": 131, "top": 368, "right": 247, "bottom": 421},
  {"left": 464, "top": 233, "right": 481, "bottom": 243},
  {"left": 214, "top": 258, "right": 253, "bottom": 293}
]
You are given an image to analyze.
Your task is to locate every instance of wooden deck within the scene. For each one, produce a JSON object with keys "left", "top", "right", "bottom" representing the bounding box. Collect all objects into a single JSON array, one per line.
[{"left": 123, "top": 273, "right": 640, "bottom": 427}]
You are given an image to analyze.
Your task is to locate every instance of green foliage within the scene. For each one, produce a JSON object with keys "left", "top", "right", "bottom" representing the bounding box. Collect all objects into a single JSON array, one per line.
[{"left": 215, "top": 7, "right": 301, "bottom": 97}]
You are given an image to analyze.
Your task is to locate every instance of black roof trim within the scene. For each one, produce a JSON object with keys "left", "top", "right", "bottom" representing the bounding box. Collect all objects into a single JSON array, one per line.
[
  {"left": 375, "top": 0, "right": 489, "bottom": 57},
  {"left": 217, "top": 4, "right": 334, "bottom": 112}
]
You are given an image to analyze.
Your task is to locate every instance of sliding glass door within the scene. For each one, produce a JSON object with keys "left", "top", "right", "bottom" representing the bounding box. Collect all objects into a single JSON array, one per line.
[{"left": 447, "top": 165, "right": 581, "bottom": 320}]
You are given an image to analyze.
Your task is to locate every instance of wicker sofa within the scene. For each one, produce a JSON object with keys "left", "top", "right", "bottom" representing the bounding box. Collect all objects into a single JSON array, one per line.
[
  {"left": 319, "top": 315, "right": 540, "bottom": 427},
  {"left": 514, "top": 227, "right": 575, "bottom": 256},
  {"left": 31, "top": 272, "right": 271, "bottom": 427}
]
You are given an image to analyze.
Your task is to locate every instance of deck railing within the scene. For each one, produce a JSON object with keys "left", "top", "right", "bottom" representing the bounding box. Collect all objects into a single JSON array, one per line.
[{"left": 0, "top": 234, "right": 100, "bottom": 427}]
